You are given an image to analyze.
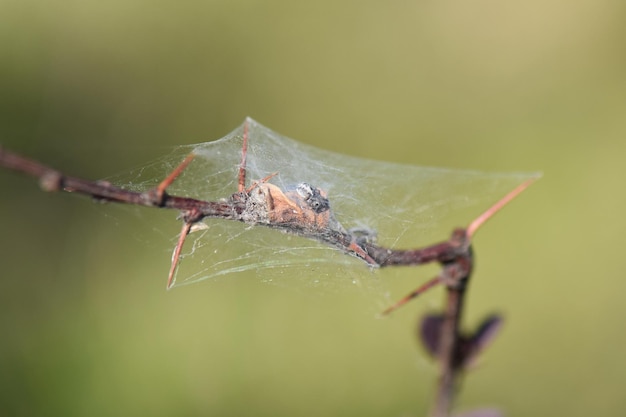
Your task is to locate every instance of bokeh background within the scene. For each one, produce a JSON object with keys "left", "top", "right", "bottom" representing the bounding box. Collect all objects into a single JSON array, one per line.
[{"left": 1, "top": 1, "right": 625, "bottom": 416}]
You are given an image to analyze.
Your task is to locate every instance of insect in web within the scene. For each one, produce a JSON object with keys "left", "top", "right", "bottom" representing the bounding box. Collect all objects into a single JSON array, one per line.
[
  {"left": 0, "top": 118, "right": 539, "bottom": 313},
  {"left": 163, "top": 120, "right": 379, "bottom": 289}
]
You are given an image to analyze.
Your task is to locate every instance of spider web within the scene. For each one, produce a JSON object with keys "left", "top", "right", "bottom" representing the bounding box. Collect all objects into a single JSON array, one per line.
[{"left": 108, "top": 118, "right": 539, "bottom": 293}]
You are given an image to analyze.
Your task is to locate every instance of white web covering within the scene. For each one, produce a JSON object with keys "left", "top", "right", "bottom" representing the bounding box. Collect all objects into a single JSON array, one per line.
[{"left": 110, "top": 118, "right": 538, "bottom": 291}]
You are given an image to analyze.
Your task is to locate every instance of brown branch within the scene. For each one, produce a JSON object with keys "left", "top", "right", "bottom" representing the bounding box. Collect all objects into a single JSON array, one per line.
[
  {"left": 430, "top": 249, "right": 472, "bottom": 417},
  {"left": 0, "top": 146, "right": 469, "bottom": 269},
  {"left": 0, "top": 147, "right": 244, "bottom": 219}
]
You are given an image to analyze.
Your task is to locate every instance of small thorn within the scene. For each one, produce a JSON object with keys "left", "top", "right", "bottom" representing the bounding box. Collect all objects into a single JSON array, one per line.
[
  {"left": 154, "top": 153, "right": 195, "bottom": 205},
  {"left": 467, "top": 177, "right": 538, "bottom": 238},
  {"left": 167, "top": 221, "right": 193, "bottom": 289},
  {"left": 245, "top": 171, "right": 279, "bottom": 193},
  {"left": 381, "top": 276, "right": 443, "bottom": 315},
  {"left": 238, "top": 121, "right": 249, "bottom": 193},
  {"left": 347, "top": 240, "right": 378, "bottom": 266}
]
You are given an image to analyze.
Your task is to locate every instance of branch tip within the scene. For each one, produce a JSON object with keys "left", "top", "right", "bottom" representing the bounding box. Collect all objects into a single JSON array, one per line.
[{"left": 467, "top": 177, "right": 538, "bottom": 238}]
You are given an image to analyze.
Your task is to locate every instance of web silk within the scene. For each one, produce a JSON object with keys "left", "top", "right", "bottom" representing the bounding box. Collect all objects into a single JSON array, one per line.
[{"left": 105, "top": 118, "right": 538, "bottom": 292}]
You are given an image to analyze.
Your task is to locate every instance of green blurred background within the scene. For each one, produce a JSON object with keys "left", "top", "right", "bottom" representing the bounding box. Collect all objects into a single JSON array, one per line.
[{"left": 1, "top": 1, "right": 625, "bottom": 416}]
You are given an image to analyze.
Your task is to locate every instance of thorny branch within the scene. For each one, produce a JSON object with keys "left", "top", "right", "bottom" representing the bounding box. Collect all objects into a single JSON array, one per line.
[{"left": 0, "top": 137, "right": 536, "bottom": 417}]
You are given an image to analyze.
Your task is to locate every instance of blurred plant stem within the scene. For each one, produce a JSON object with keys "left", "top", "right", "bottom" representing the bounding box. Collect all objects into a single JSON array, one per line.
[{"left": 430, "top": 288, "right": 465, "bottom": 417}]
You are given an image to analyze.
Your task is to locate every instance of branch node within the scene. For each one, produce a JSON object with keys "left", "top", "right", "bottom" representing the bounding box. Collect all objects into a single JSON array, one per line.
[
  {"left": 143, "top": 188, "right": 167, "bottom": 207},
  {"left": 39, "top": 171, "right": 63, "bottom": 192}
]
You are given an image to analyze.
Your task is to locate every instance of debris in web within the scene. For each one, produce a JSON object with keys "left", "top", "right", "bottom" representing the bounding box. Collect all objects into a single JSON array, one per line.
[{"left": 105, "top": 118, "right": 539, "bottom": 291}]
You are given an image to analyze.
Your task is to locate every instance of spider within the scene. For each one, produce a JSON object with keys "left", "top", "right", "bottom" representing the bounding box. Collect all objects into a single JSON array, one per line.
[{"left": 163, "top": 121, "right": 378, "bottom": 288}]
